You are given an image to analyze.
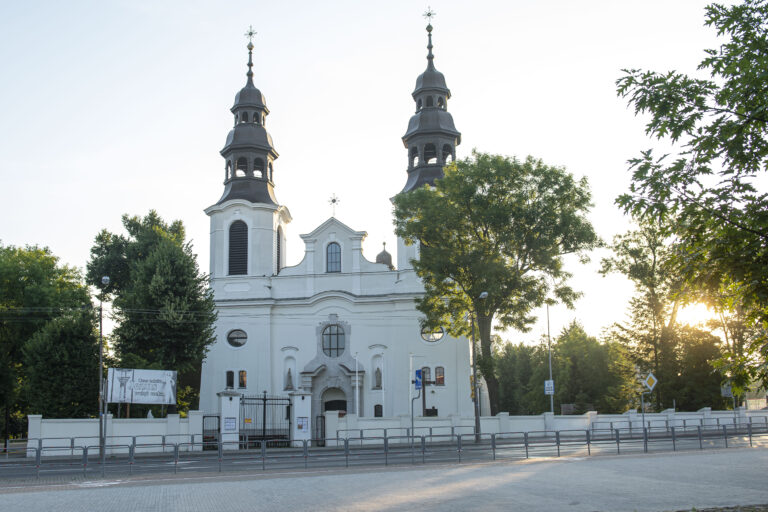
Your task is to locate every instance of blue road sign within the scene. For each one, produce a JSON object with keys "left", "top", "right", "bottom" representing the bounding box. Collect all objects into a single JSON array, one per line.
[{"left": 415, "top": 369, "right": 422, "bottom": 390}]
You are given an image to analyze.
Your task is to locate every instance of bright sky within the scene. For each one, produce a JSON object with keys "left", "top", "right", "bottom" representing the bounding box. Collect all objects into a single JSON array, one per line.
[{"left": 0, "top": 1, "right": 724, "bottom": 343}]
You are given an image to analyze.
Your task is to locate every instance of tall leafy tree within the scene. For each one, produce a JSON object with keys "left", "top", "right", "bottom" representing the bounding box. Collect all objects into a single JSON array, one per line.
[
  {"left": 616, "top": 0, "right": 768, "bottom": 391},
  {"left": 23, "top": 311, "right": 99, "bottom": 418},
  {"left": 394, "top": 151, "right": 599, "bottom": 414},
  {"left": 0, "top": 244, "right": 90, "bottom": 437},
  {"left": 601, "top": 222, "right": 682, "bottom": 409},
  {"left": 87, "top": 211, "right": 216, "bottom": 413}
]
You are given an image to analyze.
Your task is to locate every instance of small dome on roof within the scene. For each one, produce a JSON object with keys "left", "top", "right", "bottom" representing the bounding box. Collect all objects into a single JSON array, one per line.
[
  {"left": 376, "top": 243, "right": 394, "bottom": 270},
  {"left": 414, "top": 66, "right": 449, "bottom": 94}
]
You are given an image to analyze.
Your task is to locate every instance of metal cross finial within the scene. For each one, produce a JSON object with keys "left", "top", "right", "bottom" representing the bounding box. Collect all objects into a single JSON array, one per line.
[
  {"left": 423, "top": 7, "right": 436, "bottom": 24},
  {"left": 329, "top": 194, "right": 341, "bottom": 217},
  {"left": 244, "top": 25, "right": 257, "bottom": 43}
]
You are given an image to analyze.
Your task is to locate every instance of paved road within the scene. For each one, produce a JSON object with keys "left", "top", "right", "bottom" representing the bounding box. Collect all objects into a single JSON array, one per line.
[{"left": 1, "top": 447, "right": 767, "bottom": 511}]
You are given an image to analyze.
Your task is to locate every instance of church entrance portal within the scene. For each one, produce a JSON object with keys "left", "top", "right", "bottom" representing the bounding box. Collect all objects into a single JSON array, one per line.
[{"left": 322, "top": 388, "right": 347, "bottom": 415}]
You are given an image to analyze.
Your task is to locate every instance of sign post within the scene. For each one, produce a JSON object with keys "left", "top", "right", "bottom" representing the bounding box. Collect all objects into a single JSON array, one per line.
[
  {"left": 410, "top": 369, "right": 422, "bottom": 448},
  {"left": 544, "top": 379, "right": 555, "bottom": 397},
  {"left": 641, "top": 372, "right": 657, "bottom": 430}
]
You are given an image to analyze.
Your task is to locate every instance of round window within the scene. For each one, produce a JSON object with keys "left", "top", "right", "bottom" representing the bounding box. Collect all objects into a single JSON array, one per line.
[
  {"left": 420, "top": 326, "right": 445, "bottom": 342},
  {"left": 226, "top": 329, "right": 247, "bottom": 347}
]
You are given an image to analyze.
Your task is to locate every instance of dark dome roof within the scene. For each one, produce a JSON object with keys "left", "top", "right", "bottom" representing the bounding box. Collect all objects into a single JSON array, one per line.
[
  {"left": 233, "top": 83, "right": 266, "bottom": 110},
  {"left": 222, "top": 123, "right": 276, "bottom": 154},
  {"left": 403, "top": 109, "right": 461, "bottom": 141},
  {"left": 375, "top": 244, "right": 394, "bottom": 270},
  {"left": 414, "top": 65, "right": 449, "bottom": 95}
]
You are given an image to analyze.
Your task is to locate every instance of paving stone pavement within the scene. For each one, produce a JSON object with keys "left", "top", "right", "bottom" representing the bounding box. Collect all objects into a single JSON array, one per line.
[{"left": 1, "top": 447, "right": 767, "bottom": 512}]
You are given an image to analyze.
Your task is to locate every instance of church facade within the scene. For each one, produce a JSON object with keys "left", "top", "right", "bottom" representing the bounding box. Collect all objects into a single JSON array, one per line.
[{"left": 198, "top": 24, "right": 474, "bottom": 427}]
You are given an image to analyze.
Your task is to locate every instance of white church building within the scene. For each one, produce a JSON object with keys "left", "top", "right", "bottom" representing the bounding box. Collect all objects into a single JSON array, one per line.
[{"left": 199, "top": 24, "right": 476, "bottom": 433}]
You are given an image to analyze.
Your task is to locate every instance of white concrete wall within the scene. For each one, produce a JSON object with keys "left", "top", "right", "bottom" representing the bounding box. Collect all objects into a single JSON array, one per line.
[{"left": 27, "top": 411, "right": 204, "bottom": 457}]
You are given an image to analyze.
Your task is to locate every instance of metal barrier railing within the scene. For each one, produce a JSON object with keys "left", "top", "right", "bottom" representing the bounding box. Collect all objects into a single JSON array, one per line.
[{"left": 5, "top": 420, "right": 765, "bottom": 480}]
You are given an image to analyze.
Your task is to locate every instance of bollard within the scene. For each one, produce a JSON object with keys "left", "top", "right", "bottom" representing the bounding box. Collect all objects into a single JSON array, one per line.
[
  {"left": 586, "top": 430, "right": 591, "bottom": 456},
  {"left": 303, "top": 439, "right": 309, "bottom": 469},
  {"left": 129, "top": 443, "right": 135, "bottom": 475},
  {"left": 384, "top": 437, "right": 389, "bottom": 466},
  {"left": 162, "top": 435, "right": 166, "bottom": 453},
  {"left": 174, "top": 444, "right": 179, "bottom": 474},
  {"left": 524, "top": 432, "right": 529, "bottom": 459},
  {"left": 457, "top": 434, "right": 462, "bottom": 463},
  {"left": 615, "top": 429, "right": 621, "bottom": 455},
  {"left": 35, "top": 446, "right": 41, "bottom": 479},
  {"left": 748, "top": 423, "right": 753, "bottom": 447},
  {"left": 671, "top": 427, "right": 676, "bottom": 452},
  {"left": 491, "top": 434, "right": 496, "bottom": 461},
  {"left": 723, "top": 424, "right": 728, "bottom": 448},
  {"left": 421, "top": 436, "right": 426, "bottom": 464},
  {"left": 697, "top": 426, "right": 703, "bottom": 450},
  {"left": 555, "top": 431, "right": 561, "bottom": 457},
  {"left": 71, "top": 437, "right": 75, "bottom": 458},
  {"left": 344, "top": 438, "right": 349, "bottom": 468},
  {"left": 261, "top": 441, "right": 267, "bottom": 471},
  {"left": 218, "top": 440, "right": 223, "bottom": 472},
  {"left": 643, "top": 427, "right": 648, "bottom": 453},
  {"left": 82, "top": 446, "right": 88, "bottom": 476}
]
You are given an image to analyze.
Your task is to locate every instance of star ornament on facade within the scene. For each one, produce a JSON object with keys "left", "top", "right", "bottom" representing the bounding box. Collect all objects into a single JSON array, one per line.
[{"left": 329, "top": 194, "right": 341, "bottom": 217}]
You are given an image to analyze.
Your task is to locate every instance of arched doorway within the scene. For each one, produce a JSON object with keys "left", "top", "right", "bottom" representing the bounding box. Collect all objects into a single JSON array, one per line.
[{"left": 322, "top": 387, "right": 347, "bottom": 414}]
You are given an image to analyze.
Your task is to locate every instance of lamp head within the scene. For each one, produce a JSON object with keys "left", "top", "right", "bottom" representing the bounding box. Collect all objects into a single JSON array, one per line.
[{"left": 101, "top": 276, "right": 110, "bottom": 286}]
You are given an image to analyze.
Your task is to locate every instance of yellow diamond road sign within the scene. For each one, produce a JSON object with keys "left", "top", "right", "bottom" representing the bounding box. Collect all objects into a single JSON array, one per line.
[{"left": 644, "top": 373, "right": 657, "bottom": 392}]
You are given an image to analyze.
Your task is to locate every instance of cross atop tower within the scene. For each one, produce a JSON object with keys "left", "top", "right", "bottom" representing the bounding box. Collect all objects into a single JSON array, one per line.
[
  {"left": 423, "top": 7, "right": 436, "bottom": 25},
  {"left": 329, "top": 194, "right": 340, "bottom": 217},
  {"left": 244, "top": 25, "right": 257, "bottom": 44}
]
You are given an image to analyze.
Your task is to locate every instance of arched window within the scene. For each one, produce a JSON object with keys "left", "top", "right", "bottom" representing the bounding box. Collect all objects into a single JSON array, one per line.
[
  {"left": 417, "top": 98, "right": 423, "bottom": 111},
  {"left": 235, "top": 157, "right": 247, "bottom": 177},
  {"left": 268, "top": 163, "right": 273, "bottom": 181},
  {"left": 421, "top": 367, "right": 431, "bottom": 384},
  {"left": 426, "top": 96, "right": 434, "bottom": 107},
  {"left": 374, "top": 404, "right": 383, "bottom": 418},
  {"left": 238, "top": 370, "right": 247, "bottom": 388},
  {"left": 276, "top": 227, "right": 283, "bottom": 273},
  {"left": 228, "top": 221, "right": 248, "bottom": 275},
  {"left": 442, "top": 144, "right": 453, "bottom": 164},
  {"left": 254, "top": 112, "right": 261, "bottom": 125},
  {"left": 410, "top": 147, "right": 419, "bottom": 167},
  {"left": 254, "top": 158, "right": 265, "bottom": 179},
  {"left": 424, "top": 144, "right": 437, "bottom": 165},
  {"left": 437, "top": 96, "right": 445, "bottom": 109},
  {"left": 435, "top": 366, "right": 445, "bottom": 386},
  {"left": 225, "top": 371, "right": 234, "bottom": 389},
  {"left": 326, "top": 242, "right": 341, "bottom": 273},
  {"left": 226, "top": 161, "right": 232, "bottom": 180},
  {"left": 322, "top": 324, "right": 345, "bottom": 357},
  {"left": 241, "top": 112, "right": 249, "bottom": 123}
]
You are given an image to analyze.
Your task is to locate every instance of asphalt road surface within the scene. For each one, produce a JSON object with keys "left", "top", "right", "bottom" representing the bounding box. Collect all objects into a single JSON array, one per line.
[{"left": 1, "top": 447, "right": 767, "bottom": 511}]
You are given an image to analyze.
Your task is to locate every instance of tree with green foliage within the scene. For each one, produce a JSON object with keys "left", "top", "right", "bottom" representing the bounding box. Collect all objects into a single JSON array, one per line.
[
  {"left": 675, "top": 325, "right": 727, "bottom": 411},
  {"left": 23, "top": 311, "right": 99, "bottom": 418},
  {"left": 496, "top": 324, "right": 635, "bottom": 415},
  {"left": 616, "top": 0, "right": 768, "bottom": 392},
  {"left": 87, "top": 211, "right": 216, "bottom": 414},
  {"left": 393, "top": 151, "right": 599, "bottom": 414},
  {"left": 0, "top": 243, "right": 91, "bottom": 437},
  {"left": 601, "top": 222, "right": 682, "bottom": 409}
]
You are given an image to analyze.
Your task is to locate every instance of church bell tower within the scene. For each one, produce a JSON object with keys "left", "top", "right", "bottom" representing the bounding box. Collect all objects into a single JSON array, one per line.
[
  {"left": 205, "top": 34, "right": 291, "bottom": 280},
  {"left": 397, "top": 20, "right": 461, "bottom": 270}
]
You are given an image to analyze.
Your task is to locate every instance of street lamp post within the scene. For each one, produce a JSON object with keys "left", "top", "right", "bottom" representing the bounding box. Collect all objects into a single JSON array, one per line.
[
  {"left": 547, "top": 303, "right": 554, "bottom": 414},
  {"left": 98, "top": 276, "right": 109, "bottom": 465}
]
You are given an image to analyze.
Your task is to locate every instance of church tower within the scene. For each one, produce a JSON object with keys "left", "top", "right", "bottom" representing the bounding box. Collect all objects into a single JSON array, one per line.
[
  {"left": 397, "top": 21, "right": 461, "bottom": 270},
  {"left": 205, "top": 38, "right": 291, "bottom": 279}
]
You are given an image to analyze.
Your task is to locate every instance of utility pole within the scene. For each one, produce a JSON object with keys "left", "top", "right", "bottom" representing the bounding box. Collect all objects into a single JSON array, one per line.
[{"left": 98, "top": 275, "right": 110, "bottom": 466}]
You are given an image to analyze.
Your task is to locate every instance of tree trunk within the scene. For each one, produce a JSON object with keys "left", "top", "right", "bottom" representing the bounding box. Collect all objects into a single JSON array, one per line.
[{"left": 476, "top": 314, "right": 499, "bottom": 415}]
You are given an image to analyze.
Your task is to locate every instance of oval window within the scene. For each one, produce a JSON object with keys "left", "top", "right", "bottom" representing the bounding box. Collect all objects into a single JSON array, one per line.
[
  {"left": 227, "top": 329, "right": 247, "bottom": 347},
  {"left": 420, "top": 326, "right": 445, "bottom": 342}
]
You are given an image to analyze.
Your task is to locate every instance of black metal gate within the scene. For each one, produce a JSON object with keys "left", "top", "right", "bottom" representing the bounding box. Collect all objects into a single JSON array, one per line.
[
  {"left": 240, "top": 392, "right": 291, "bottom": 447},
  {"left": 202, "top": 415, "right": 220, "bottom": 450}
]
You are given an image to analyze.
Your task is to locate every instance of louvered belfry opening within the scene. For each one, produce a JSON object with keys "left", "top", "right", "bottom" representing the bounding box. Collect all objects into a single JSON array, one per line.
[{"left": 229, "top": 220, "right": 248, "bottom": 275}]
